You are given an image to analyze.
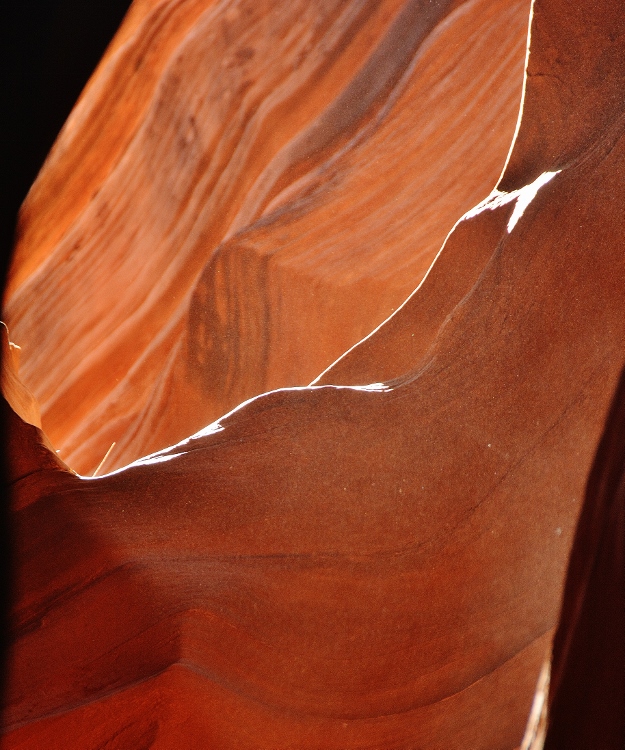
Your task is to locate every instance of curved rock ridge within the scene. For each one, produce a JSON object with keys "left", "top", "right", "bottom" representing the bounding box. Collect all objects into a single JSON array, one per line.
[
  {"left": 4, "top": 0, "right": 625, "bottom": 746},
  {"left": 3, "top": 0, "right": 529, "bottom": 474},
  {"left": 3, "top": 381, "right": 555, "bottom": 750}
]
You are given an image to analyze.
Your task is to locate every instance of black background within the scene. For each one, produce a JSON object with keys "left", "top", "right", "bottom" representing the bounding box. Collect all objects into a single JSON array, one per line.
[{"left": 1, "top": 0, "right": 132, "bottom": 706}]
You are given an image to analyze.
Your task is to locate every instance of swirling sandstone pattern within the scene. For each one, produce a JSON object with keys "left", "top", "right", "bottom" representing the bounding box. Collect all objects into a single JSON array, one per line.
[
  {"left": 3, "top": 0, "right": 529, "bottom": 475},
  {"left": 3, "top": 0, "right": 625, "bottom": 747}
]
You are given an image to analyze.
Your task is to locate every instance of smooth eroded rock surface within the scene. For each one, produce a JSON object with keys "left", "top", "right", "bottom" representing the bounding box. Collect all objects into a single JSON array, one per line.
[
  {"left": 4, "top": 0, "right": 625, "bottom": 747},
  {"left": 3, "top": 0, "right": 528, "bottom": 474}
]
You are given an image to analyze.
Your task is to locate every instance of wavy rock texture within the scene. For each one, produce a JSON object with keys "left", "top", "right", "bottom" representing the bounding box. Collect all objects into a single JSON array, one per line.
[
  {"left": 3, "top": 0, "right": 529, "bottom": 475},
  {"left": 4, "top": 0, "right": 625, "bottom": 747}
]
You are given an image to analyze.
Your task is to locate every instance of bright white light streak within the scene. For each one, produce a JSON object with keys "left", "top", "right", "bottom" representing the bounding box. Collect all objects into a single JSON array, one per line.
[
  {"left": 507, "top": 170, "right": 560, "bottom": 231},
  {"left": 187, "top": 382, "right": 391, "bottom": 441},
  {"left": 88, "top": 450, "right": 187, "bottom": 477},
  {"left": 465, "top": 170, "right": 560, "bottom": 233},
  {"left": 86, "top": 179, "right": 560, "bottom": 478},
  {"left": 90, "top": 382, "right": 390, "bottom": 477},
  {"left": 131, "top": 452, "right": 186, "bottom": 467}
]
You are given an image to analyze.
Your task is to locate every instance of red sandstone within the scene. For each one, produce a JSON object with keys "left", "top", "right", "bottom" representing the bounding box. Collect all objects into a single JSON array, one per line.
[
  {"left": 3, "top": 0, "right": 625, "bottom": 747},
  {"left": 4, "top": 0, "right": 529, "bottom": 475}
]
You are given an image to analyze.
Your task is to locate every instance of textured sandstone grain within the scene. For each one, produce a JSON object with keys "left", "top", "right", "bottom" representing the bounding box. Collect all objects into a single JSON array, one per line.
[
  {"left": 4, "top": 0, "right": 528, "bottom": 474},
  {"left": 4, "top": 0, "right": 625, "bottom": 747}
]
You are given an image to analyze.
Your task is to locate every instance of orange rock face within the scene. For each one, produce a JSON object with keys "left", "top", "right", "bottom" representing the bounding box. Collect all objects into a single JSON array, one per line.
[
  {"left": 3, "top": 0, "right": 529, "bottom": 475},
  {"left": 4, "top": 0, "right": 625, "bottom": 747}
]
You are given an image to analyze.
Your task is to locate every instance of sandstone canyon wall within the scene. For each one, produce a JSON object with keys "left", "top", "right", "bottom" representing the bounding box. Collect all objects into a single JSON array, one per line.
[
  {"left": 3, "top": 0, "right": 625, "bottom": 748},
  {"left": 539, "top": 366, "right": 625, "bottom": 750},
  {"left": 3, "top": 0, "right": 529, "bottom": 475}
]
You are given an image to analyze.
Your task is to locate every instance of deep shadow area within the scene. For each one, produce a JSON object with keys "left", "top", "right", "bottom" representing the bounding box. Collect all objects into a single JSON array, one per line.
[
  {"left": 544, "top": 364, "right": 625, "bottom": 749},
  {"left": 1, "top": 0, "right": 132, "bottom": 709}
]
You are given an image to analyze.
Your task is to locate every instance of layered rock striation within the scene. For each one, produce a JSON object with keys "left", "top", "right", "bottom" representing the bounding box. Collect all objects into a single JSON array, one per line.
[
  {"left": 4, "top": 0, "right": 625, "bottom": 747},
  {"left": 3, "top": 0, "right": 529, "bottom": 474}
]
